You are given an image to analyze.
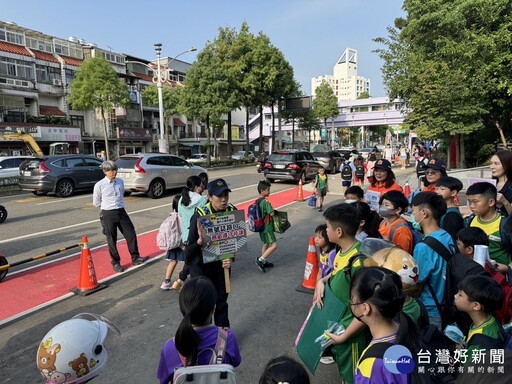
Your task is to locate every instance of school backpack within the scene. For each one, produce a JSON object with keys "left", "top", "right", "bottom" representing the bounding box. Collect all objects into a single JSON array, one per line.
[
  {"left": 422, "top": 236, "right": 491, "bottom": 329},
  {"left": 157, "top": 212, "right": 182, "bottom": 251},
  {"left": 173, "top": 327, "right": 237, "bottom": 384},
  {"left": 389, "top": 220, "right": 423, "bottom": 247},
  {"left": 247, "top": 197, "right": 265, "bottom": 233},
  {"left": 341, "top": 162, "right": 352, "bottom": 180},
  {"left": 484, "top": 263, "right": 512, "bottom": 324},
  {"left": 355, "top": 163, "right": 365, "bottom": 178}
]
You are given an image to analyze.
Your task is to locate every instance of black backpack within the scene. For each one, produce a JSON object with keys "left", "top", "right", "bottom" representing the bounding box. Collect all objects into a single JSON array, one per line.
[
  {"left": 341, "top": 162, "right": 352, "bottom": 180},
  {"left": 355, "top": 163, "right": 365, "bottom": 178},
  {"left": 422, "top": 237, "right": 488, "bottom": 330}
]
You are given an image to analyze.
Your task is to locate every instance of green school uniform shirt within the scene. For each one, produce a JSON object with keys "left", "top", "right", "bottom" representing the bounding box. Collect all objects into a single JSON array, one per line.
[
  {"left": 465, "top": 315, "right": 502, "bottom": 364},
  {"left": 258, "top": 198, "right": 274, "bottom": 233},
  {"left": 470, "top": 213, "right": 511, "bottom": 265},
  {"left": 316, "top": 174, "right": 328, "bottom": 190},
  {"left": 402, "top": 296, "right": 421, "bottom": 324}
]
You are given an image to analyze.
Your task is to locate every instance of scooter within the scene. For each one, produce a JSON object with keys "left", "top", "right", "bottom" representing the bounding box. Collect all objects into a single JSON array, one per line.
[
  {"left": 0, "top": 205, "right": 7, "bottom": 223},
  {"left": 256, "top": 161, "right": 264, "bottom": 173}
]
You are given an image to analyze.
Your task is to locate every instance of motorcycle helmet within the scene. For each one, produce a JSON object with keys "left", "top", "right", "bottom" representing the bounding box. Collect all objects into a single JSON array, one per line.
[
  {"left": 36, "top": 313, "right": 120, "bottom": 384},
  {"left": 363, "top": 247, "right": 419, "bottom": 292}
]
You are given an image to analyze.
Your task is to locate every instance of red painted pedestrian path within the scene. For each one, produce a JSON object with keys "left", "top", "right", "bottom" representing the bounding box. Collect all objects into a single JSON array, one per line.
[{"left": 0, "top": 187, "right": 311, "bottom": 323}]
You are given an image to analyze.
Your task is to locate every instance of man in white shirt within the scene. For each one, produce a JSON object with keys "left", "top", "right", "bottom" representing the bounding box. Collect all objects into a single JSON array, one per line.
[{"left": 93, "top": 161, "right": 148, "bottom": 273}]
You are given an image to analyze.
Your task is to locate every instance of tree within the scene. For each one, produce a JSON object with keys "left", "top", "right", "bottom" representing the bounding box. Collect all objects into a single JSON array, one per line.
[
  {"left": 357, "top": 91, "right": 371, "bottom": 99},
  {"left": 312, "top": 81, "right": 339, "bottom": 147},
  {"left": 375, "top": 0, "right": 512, "bottom": 167},
  {"left": 296, "top": 109, "right": 322, "bottom": 150},
  {"left": 69, "top": 56, "right": 129, "bottom": 160}
]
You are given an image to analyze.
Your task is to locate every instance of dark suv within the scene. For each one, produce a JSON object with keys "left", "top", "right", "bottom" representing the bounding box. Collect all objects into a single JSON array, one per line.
[
  {"left": 312, "top": 151, "right": 343, "bottom": 174},
  {"left": 263, "top": 150, "right": 321, "bottom": 184},
  {"left": 19, "top": 155, "right": 105, "bottom": 197}
]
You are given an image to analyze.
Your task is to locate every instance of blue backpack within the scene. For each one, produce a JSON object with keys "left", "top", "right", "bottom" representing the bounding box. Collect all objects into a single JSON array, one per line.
[
  {"left": 248, "top": 197, "right": 265, "bottom": 232},
  {"left": 389, "top": 220, "right": 423, "bottom": 247}
]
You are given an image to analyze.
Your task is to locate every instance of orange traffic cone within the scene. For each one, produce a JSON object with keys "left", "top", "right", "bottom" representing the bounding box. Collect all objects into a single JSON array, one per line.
[
  {"left": 296, "top": 236, "right": 320, "bottom": 294},
  {"left": 404, "top": 180, "right": 411, "bottom": 198},
  {"left": 71, "top": 236, "right": 107, "bottom": 296},
  {"left": 296, "top": 179, "right": 304, "bottom": 201}
]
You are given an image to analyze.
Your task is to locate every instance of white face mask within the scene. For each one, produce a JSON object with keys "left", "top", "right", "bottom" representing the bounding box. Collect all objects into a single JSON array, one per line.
[{"left": 345, "top": 199, "right": 357, "bottom": 204}]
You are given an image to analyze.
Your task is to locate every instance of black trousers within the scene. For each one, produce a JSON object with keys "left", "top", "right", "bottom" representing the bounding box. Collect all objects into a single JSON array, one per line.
[
  {"left": 189, "top": 262, "right": 230, "bottom": 327},
  {"left": 100, "top": 208, "right": 140, "bottom": 265}
]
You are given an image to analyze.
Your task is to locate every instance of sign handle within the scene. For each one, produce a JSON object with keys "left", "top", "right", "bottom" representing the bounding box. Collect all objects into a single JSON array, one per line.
[{"left": 224, "top": 268, "right": 231, "bottom": 293}]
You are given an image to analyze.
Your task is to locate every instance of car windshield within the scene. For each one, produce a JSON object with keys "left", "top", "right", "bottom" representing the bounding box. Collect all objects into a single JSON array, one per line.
[
  {"left": 312, "top": 152, "right": 327, "bottom": 157},
  {"left": 191, "top": 155, "right": 203, "bottom": 159},
  {"left": 269, "top": 153, "right": 293, "bottom": 162},
  {"left": 115, "top": 156, "right": 141, "bottom": 168},
  {"left": 234, "top": 151, "right": 245, "bottom": 156}
]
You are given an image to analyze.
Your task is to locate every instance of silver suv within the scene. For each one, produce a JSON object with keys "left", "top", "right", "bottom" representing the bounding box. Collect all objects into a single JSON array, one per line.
[{"left": 115, "top": 154, "right": 208, "bottom": 199}]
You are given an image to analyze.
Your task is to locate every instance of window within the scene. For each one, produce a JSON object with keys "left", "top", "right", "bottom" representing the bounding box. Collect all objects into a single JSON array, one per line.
[
  {"left": 26, "top": 37, "right": 52, "bottom": 52},
  {"left": 103, "top": 52, "right": 124, "bottom": 65},
  {"left": 0, "top": 58, "right": 34, "bottom": 80},
  {"left": 65, "top": 69, "right": 75, "bottom": 84},
  {"left": 70, "top": 115, "right": 85, "bottom": 131},
  {"left": 83, "top": 158, "right": 103, "bottom": 167},
  {"left": 54, "top": 43, "right": 69, "bottom": 56},
  {"left": 171, "top": 156, "right": 188, "bottom": 167},
  {"left": 66, "top": 158, "right": 84, "bottom": 168},
  {"left": 0, "top": 28, "right": 25, "bottom": 45}
]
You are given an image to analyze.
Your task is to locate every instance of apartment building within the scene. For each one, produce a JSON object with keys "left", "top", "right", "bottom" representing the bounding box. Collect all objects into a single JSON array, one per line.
[{"left": 311, "top": 47, "right": 371, "bottom": 102}]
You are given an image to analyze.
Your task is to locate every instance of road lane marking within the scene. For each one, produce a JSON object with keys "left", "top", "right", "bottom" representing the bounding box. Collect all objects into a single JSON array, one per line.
[
  {"left": 36, "top": 194, "right": 92, "bottom": 205},
  {"left": 17, "top": 196, "right": 52, "bottom": 203}
]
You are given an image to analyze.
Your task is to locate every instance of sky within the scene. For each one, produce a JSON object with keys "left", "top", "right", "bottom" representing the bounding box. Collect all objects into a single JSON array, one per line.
[{"left": 1, "top": 0, "right": 405, "bottom": 97}]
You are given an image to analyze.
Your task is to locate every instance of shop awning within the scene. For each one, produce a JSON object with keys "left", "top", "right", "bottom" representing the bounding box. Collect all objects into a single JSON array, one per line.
[{"left": 39, "top": 105, "right": 66, "bottom": 116}]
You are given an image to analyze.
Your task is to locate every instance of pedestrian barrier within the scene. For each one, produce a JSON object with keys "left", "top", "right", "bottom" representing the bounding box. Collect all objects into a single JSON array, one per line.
[
  {"left": 0, "top": 241, "right": 83, "bottom": 282},
  {"left": 296, "top": 236, "right": 319, "bottom": 294},
  {"left": 70, "top": 236, "right": 107, "bottom": 296},
  {"left": 296, "top": 179, "right": 304, "bottom": 201}
]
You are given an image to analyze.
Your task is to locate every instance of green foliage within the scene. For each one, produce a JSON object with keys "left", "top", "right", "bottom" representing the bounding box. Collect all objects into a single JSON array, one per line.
[
  {"left": 313, "top": 82, "right": 338, "bottom": 124},
  {"left": 142, "top": 84, "right": 182, "bottom": 118},
  {"left": 357, "top": 91, "right": 372, "bottom": 99},
  {"left": 26, "top": 114, "right": 70, "bottom": 125},
  {"left": 374, "top": 0, "right": 512, "bottom": 146},
  {"left": 68, "top": 56, "right": 130, "bottom": 112}
]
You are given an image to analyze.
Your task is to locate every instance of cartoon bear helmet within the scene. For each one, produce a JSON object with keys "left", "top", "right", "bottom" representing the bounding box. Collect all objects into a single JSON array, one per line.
[
  {"left": 364, "top": 247, "right": 419, "bottom": 292},
  {"left": 37, "top": 313, "right": 120, "bottom": 384}
]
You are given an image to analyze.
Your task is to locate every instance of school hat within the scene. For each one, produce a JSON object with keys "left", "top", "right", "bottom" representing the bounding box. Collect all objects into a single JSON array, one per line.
[
  {"left": 207, "top": 178, "right": 231, "bottom": 196},
  {"left": 425, "top": 158, "right": 446, "bottom": 171},
  {"left": 374, "top": 159, "right": 392, "bottom": 172}
]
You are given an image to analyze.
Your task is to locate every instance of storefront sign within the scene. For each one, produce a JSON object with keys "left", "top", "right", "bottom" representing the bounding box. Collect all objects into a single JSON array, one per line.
[{"left": 116, "top": 128, "right": 152, "bottom": 140}]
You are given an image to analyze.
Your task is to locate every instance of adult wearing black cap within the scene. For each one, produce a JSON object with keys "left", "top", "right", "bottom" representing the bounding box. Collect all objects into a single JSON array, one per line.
[
  {"left": 368, "top": 159, "right": 403, "bottom": 195},
  {"left": 185, "top": 178, "right": 236, "bottom": 327},
  {"left": 422, "top": 158, "right": 447, "bottom": 192}
]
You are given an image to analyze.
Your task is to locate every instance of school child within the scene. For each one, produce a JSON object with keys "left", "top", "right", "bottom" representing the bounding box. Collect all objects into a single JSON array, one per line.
[
  {"left": 345, "top": 185, "right": 365, "bottom": 203},
  {"left": 454, "top": 275, "right": 505, "bottom": 357},
  {"left": 353, "top": 201, "right": 382, "bottom": 241},
  {"left": 456, "top": 227, "right": 490, "bottom": 261},
  {"left": 340, "top": 153, "right": 356, "bottom": 195},
  {"left": 259, "top": 356, "right": 310, "bottom": 384},
  {"left": 467, "top": 182, "right": 511, "bottom": 273},
  {"left": 157, "top": 277, "right": 241, "bottom": 384},
  {"left": 366, "top": 152, "right": 377, "bottom": 184},
  {"left": 378, "top": 191, "right": 414, "bottom": 254},
  {"left": 410, "top": 192, "right": 453, "bottom": 331},
  {"left": 348, "top": 267, "right": 419, "bottom": 384},
  {"left": 161, "top": 195, "right": 186, "bottom": 290},
  {"left": 254, "top": 180, "right": 277, "bottom": 273},
  {"left": 313, "top": 166, "right": 329, "bottom": 212},
  {"left": 314, "top": 224, "right": 336, "bottom": 281},
  {"left": 314, "top": 203, "right": 370, "bottom": 383},
  {"left": 436, "top": 176, "right": 464, "bottom": 243},
  {"left": 174, "top": 175, "right": 207, "bottom": 292},
  {"left": 354, "top": 156, "right": 367, "bottom": 188}
]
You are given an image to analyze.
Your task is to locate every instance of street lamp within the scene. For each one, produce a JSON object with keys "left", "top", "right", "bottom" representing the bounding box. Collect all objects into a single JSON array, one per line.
[{"left": 153, "top": 43, "right": 197, "bottom": 153}]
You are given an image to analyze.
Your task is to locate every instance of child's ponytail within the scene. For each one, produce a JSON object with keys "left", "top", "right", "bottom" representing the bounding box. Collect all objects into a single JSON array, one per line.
[{"left": 174, "top": 277, "right": 217, "bottom": 365}]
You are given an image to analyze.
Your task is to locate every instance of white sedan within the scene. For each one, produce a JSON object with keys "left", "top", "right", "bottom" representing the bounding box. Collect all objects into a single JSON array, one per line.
[{"left": 187, "top": 154, "right": 215, "bottom": 164}]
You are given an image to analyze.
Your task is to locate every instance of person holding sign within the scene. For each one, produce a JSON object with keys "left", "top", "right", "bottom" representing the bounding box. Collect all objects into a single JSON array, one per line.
[
  {"left": 368, "top": 159, "right": 403, "bottom": 196},
  {"left": 185, "top": 178, "right": 237, "bottom": 327}
]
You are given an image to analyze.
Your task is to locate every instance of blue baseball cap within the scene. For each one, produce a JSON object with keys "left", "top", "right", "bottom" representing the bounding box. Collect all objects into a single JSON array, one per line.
[{"left": 207, "top": 178, "right": 231, "bottom": 196}]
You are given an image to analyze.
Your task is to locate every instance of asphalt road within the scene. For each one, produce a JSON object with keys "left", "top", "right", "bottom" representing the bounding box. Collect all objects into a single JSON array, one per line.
[{"left": 0, "top": 165, "right": 418, "bottom": 383}]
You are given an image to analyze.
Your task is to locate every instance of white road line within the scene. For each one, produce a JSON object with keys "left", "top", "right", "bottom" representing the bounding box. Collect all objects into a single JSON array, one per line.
[
  {"left": 0, "top": 183, "right": 289, "bottom": 245},
  {"left": 36, "top": 194, "right": 92, "bottom": 205}
]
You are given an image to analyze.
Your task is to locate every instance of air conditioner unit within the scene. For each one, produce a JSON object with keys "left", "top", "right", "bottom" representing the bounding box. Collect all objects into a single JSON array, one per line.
[{"left": 52, "top": 79, "right": 62, "bottom": 86}]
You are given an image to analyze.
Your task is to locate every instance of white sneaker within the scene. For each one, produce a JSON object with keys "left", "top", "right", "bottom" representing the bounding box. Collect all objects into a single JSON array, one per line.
[
  {"left": 319, "top": 356, "right": 335, "bottom": 365},
  {"left": 160, "top": 281, "right": 172, "bottom": 290}
]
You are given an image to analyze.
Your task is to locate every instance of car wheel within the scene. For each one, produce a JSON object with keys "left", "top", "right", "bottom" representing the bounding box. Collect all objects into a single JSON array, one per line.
[
  {"left": 330, "top": 164, "right": 336, "bottom": 174},
  {"left": 0, "top": 205, "right": 7, "bottom": 223},
  {"left": 199, "top": 173, "right": 208, "bottom": 187},
  {"left": 296, "top": 172, "right": 306, "bottom": 185},
  {"left": 56, "top": 179, "right": 74, "bottom": 198},
  {"left": 124, "top": 191, "right": 132, "bottom": 197},
  {"left": 0, "top": 254, "right": 7, "bottom": 282},
  {"left": 148, "top": 179, "right": 165, "bottom": 199},
  {"left": 32, "top": 191, "right": 48, "bottom": 196},
  {"left": 266, "top": 177, "right": 274, "bottom": 183}
]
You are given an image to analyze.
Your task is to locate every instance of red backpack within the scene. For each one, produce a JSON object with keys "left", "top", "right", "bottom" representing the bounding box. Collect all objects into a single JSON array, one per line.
[{"left": 485, "top": 262, "right": 512, "bottom": 323}]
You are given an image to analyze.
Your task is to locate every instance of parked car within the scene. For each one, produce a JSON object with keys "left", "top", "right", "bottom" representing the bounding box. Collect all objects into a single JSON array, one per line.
[
  {"left": 336, "top": 148, "right": 359, "bottom": 163},
  {"left": 232, "top": 151, "right": 255, "bottom": 160},
  {"left": 358, "top": 147, "right": 382, "bottom": 160},
  {"left": 263, "top": 150, "right": 321, "bottom": 184},
  {"left": 312, "top": 151, "right": 343, "bottom": 174},
  {"left": 19, "top": 155, "right": 105, "bottom": 197},
  {"left": 0, "top": 156, "right": 30, "bottom": 178},
  {"left": 187, "top": 154, "right": 215, "bottom": 164},
  {"left": 115, "top": 153, "right": 208, "bottom": 199}
]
